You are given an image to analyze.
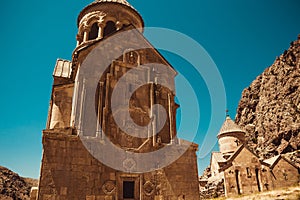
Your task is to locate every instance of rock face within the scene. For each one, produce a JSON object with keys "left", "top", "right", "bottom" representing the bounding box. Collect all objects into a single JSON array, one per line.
[
  {"left": 199, "top": 180, "right": 224, "bottom": 199},
  {"left": 236, "top": 35, "right": 300, "bottom": 161},
  {"left": 0, "top": 166, "right": 38, "bottom": 200}
]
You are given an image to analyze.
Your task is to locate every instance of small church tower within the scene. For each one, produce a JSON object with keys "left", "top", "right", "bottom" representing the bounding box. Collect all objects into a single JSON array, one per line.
[
  {"left": 36, "top": 1, "right": 200, "bottom": 199},
  {"left": 207, "top": 116, "right": 246, "bottom": 185},
  {"left": 204, "top": 114, "right": 299, "bottom": 197},
  {"left": 217, "top": 116, "right": 246, "bottom": 159}
]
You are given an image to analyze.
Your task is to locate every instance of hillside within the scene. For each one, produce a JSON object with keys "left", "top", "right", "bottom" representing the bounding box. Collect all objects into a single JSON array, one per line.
[
  {"left": 236, "top": 35, "right": 300, "bottom": 164},
  {"left": 0, "top": 166, "right": 38, "bottom": 200}
]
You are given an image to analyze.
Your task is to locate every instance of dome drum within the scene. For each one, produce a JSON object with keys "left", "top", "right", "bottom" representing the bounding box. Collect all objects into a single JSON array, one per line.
[
  {"left": 217, "top": 116, "right": 246, "bottom": 156},
  {"left": 218, "top": 136, "right": 242, "bottom": 155},
  {"left": 76, "top": 1, "right": 144, "bottom": 46}
]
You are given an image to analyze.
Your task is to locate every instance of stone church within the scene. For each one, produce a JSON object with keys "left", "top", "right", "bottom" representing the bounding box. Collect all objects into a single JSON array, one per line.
[
  {"left": 200, "top": 116, "right": 299, "bottom": 197},
  {"left": 33, "top": 0, "right": 200, "bottom": 199}
]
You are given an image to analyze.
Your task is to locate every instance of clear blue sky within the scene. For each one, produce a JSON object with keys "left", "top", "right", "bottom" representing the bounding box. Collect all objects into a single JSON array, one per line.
[{"left": 0, "top": 0, "right": 299, "bottom": 178}]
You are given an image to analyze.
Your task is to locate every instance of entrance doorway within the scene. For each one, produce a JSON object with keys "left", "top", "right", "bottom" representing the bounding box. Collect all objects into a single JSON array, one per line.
[
  {"left": 117, "top": 173, "right": 140, "bottom": 200},
  {"left": 123, "top": 181, "right": 135, "bottom": 199}
]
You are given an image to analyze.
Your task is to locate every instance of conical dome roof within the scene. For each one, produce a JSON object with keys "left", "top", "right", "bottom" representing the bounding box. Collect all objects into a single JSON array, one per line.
[
  {"left": 93, "top": 0, "right": 134, "bottom": 8},
  {"left": 218, "top": 116, "right": 245, "bottom": 137},
  {"left": 77, "top": 0, "right": 143, "bottom": 28}
]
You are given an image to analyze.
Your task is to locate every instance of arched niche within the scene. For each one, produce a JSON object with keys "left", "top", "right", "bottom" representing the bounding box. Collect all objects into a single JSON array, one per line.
[{"left": 123, "top": 49, "right": 140, "bottom": 66}]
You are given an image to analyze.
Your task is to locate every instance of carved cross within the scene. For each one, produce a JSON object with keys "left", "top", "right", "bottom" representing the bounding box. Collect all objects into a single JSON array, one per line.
[
  {"left": 235, "top": 139, "right": 240, "bottom": 146},
  {"left": 283, "top": 172, "right": 288, "bottom": 180}
]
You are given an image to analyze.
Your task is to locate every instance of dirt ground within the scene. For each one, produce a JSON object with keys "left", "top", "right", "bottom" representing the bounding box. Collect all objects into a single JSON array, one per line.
[{"left": 212, "top": 186, "right": 300, "bottom": 200}]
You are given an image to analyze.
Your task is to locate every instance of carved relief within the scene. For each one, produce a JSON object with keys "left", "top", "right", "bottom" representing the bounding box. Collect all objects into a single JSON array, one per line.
[
  {"left": 102, "top": 180, "right": 116, "bottom": 195},
  {"left": 123, "top": 50, "right": 140, "bottom": 66},
  {"left": 128, "top": 51, "right": 139, "bottom": 65},
  {"left": 123, "top": 158, "right": 136, "bottom": 171},
  {"left": 143, "top": 181, "right": 155, "bottom": 196}
]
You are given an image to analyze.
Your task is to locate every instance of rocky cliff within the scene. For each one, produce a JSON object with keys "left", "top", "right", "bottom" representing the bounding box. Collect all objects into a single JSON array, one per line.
[
  {"left": 0, "top": 166, "right": 38, "bottom": 200},
  {"left": 236, "top": 35, "right": 300, "bottom": 163}
]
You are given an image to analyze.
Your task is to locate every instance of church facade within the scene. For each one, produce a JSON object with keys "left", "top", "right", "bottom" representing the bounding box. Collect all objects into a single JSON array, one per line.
[
  {"left": 200, "top": 116, "right": 299, "bottom": 197},
  {"left": 34, "top": 0, "right": 200, "bottom": 199}
]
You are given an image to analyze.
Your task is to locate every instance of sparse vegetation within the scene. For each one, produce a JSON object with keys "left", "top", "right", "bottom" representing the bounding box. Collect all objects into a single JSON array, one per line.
[{"left": 208, "top": 186, "right": 300, "bottom": 200}]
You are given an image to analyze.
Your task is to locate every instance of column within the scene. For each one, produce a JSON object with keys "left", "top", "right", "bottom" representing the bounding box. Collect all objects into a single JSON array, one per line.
[
  {"left": 115, "top": 21, "right": 123, "bottom": 31},
  {"left": 98, "top": 23, "right": 105, "bottom": 39},
  {"left": 83, "top": 26, "right": 89, "bottom": 42},
  {"left": 76, "top": 34, "right": 83, "bottom": 46}
]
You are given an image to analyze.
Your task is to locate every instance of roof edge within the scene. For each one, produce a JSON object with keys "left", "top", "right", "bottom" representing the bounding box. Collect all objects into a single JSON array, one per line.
[{"left": 77, "top": 1, "right": 144, "bottom": 28}]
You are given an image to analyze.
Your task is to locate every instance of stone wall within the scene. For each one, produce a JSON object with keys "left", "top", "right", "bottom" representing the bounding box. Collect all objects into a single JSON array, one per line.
[
  {"left": 224, "top": 148, "right": 264, "bottom": 197},
  {"left": 269, "top": 158, "right": 299, "bottom": 189},
  {"left": 37, "top": 129, "right": 200, "bottom": 200}
]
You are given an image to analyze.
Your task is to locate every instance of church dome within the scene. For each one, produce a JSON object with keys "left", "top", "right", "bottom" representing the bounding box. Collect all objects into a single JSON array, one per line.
[
  {"left": 75, "top": 0, "right": 144, "bottom": 45},
  {"left": 90, "top": 0, "right": 135, "bottom": 10},
  {"left": 217, "top": 116, "right": 246, "bottom": 156},
  {"left": 77, "top": 0, "right": 144, "bottom": 28},
  {"left": 217, "top": 116, "right": 245, "bottom": 137}
]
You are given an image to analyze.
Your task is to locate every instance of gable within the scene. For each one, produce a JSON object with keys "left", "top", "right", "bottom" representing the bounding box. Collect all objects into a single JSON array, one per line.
[
  {"left": 220, "top": 145, "right": 261, "bottom": 171},
  {"left": 72, "top": 25, "right": 177, "bottom": 80},
  {"left": 271, "top": 156, "right": 299, "bottom": 171},
  {"left": 232, "top": 147, "right": 260, "bottom": 165}
]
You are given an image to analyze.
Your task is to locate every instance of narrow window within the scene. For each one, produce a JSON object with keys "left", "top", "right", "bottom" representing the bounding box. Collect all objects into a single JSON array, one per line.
[
  {"left": 255, "top": 168, "right": 261, "bottom": 192},
  {"left": 88, "top": 23, "right": 99, "bottom": 40},
  {"left": 123, "top": 181, "right": 134, "bottom": 198},
  {"left": 235, "top": 170, "right": 241, "bottom": 195},
  {"left": 246, "top": 167, "right": 251, "bottom": 178},
  {"left": 103, "top": 21, "right": 117, "bottom": 37}
]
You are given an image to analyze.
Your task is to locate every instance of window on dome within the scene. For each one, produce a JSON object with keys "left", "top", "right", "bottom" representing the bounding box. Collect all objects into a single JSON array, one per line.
[
  {"left": 103, "top": 21, "right": 117, "bottom": 37},
  {"left": 88, "top": 22, "right": 99, "bottom": 40}
]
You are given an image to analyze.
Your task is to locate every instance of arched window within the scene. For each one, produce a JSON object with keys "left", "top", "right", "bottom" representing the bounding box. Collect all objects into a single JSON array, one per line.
[
  {"left": 88, "top": 23, "right": 99, "bottom": 40},
  {"left": 103, "top": 21, "right": 116, "bottom": 37}
]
